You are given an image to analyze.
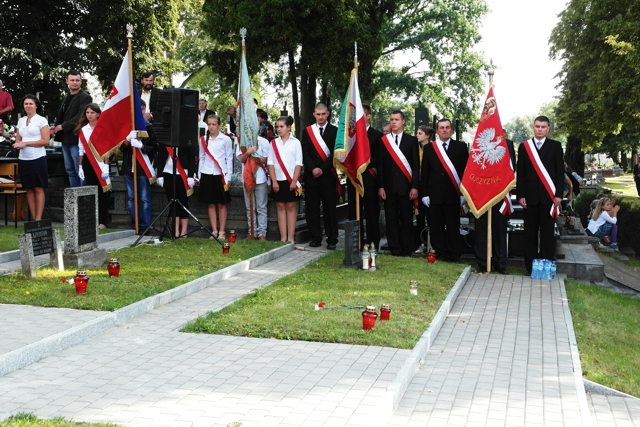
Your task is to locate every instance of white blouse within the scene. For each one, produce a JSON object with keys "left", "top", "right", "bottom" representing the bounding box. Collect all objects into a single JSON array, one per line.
[
  {"left": 16, "top": 114, "right": 48, "bottom": 161},
  {"left": 198, "top": 133, "right": 233, "bottom": 182},
  {"left": 267, "top": 134, "right": 303, "bottom": 181}
]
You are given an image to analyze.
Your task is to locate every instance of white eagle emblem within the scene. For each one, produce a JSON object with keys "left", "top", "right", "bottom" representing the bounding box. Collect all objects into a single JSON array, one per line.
[{"left": 471, "top": 127, "right": 505, "bottom": 170}]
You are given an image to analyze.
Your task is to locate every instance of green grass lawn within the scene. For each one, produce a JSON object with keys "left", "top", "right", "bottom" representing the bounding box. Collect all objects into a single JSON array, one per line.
[
  {"left": 183, "top": 250, "right": 467, "bottom": 349},
  {"left": 0, "top": 239, "right": 282, "bottom": 311},
  {"left": 0, "top": 413, "right": 116, "bottom": 427},
  {"left": 602, "top": 173, "right": 640, "bottom": 202},
  {"left": 566, "top": 279, "right": 640, "bottom": 397}
]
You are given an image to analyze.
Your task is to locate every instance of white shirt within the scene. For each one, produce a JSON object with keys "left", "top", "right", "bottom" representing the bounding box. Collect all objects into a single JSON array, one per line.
[
  {"left": 588, "top": 210, "right": 617, "bottom": 234},
  {"left": 17, "top": 114, "right": 48, "bottom": 161},
  {"left": 140, "top": 91, "right": 151, "bottom": 113},
  {"left": 236, "top": 136, "right": 269, "bottom": 185},
  {"left": 77, "top": 123, "right": 93, "bottom": 157},
  {"left": 198, "top": 132, "right": 233, "bottom": 182},
  {"left": 267, "top": 134, "right": 303, "bottom": 181},
  {"left": 391, "top": 132, "right": 404, "bottom": 145}
]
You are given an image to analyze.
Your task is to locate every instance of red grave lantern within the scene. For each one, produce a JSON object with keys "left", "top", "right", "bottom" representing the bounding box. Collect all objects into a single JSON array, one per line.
[
  {"left": 107, "top": 258, "right": 120, "bottom": 277},
  {"left": 74, "top": 270, "right": 89, "bottom": 294},
  {"left": 362, "top": 306, "right": 378, "bottom": 330}
]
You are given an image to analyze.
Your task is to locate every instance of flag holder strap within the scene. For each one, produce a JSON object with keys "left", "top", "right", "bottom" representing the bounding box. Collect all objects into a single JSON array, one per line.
[{"left": 132, "top": 145, "right": 220, "bottom": 247}]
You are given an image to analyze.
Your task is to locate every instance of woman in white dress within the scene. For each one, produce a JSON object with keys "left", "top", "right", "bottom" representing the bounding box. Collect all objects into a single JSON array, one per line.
[{"left": 14, "top": 95, "right": 49, "bottom": 221}]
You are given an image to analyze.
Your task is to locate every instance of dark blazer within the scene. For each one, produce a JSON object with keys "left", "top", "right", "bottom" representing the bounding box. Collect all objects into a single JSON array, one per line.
[
  {"left": 516, "top": 138, "right": 564, "bottom": 204},
  {"left": 378, "top": 133, "right": 419, "bottom": 195},
  {"left": 199, "top": 109, "right": 216, "bottom": 122},
  {"left": 54, "top": 90, "right": 92, "bottom": 145},
  {"left": 138, "top": 88, "right": 161, "bottom": 118},
  {"left": 120, "top": 120, "right": 158, "bottom": 177},
  {"left": 301, "top": 123, "right": 338, "bottom": 185},
  {"left": 364, "top": 126, "right": 383, "bottom": 188},
  {"left": 421, "top": 139, "right": 468, "bottom": 204},
  {"left": 156, "top": 144, "right": 196, "bottom": 177}
]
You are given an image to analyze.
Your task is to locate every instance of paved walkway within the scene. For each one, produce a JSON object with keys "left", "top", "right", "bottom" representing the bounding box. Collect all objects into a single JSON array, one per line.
[{"left": 1, "top": 234, "right": 640, "bottom": 426}]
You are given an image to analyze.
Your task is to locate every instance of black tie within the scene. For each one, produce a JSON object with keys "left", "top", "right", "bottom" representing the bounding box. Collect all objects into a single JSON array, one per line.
[
  {"left": 395, "top": 135, "right": 399, "bottom": 146},
  {"left": 443, "top": 142, "right": 448, "bottom": 151},
  {"left": 319, "top": 127, "right": 324, "bottom": 137}
]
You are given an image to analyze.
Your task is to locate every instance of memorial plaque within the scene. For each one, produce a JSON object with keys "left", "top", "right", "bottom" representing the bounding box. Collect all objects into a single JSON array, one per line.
[
  {"left": 78, "top": 194, "right": 96, "bottom": 246},
  {"left": 24, "top": 220, "right": 54, "bottom": 256},
  {"left": 343, "top": 220, "right": 360, "bottom": 267}
]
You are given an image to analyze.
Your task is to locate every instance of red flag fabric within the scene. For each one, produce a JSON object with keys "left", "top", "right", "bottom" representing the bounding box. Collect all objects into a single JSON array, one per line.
[
  {"left": 89, "top": 52, "right": 147, "bottom": 160},
  {"left": 460, "top": 87, "right": 515, "bottom": 218}
]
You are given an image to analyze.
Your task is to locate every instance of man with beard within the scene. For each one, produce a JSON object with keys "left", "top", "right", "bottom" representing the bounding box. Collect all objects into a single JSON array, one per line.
[{"left": 138, "top": 72, "right": 160, "bottom": 123}]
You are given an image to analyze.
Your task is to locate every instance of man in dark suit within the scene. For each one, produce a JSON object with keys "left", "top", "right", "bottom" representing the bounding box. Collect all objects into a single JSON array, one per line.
[
  {"left": 138, "top": 72, "right": 160, "bottom": 123},
  {"left": 421, "top": 118, "right": 468, "bottom": 262},
  {"left": 516, "top": 115, "right": 564, "bottom": 274},
  {"left": 378, "top": 110, "right": 419, "bottom": 256},
  {"left": 346, "top": 104, "right": 382, "bottom": 250},
  {"left": 474, "top": 133, "right": 516, "bottom": 274},
  {"left": 198, "top": 99, "right": 216, "bottom": 136},
  {"left": 53, "top": 70, "right": 93, "bottom": 188},
  {"left": 302, "top": 103, "right": 339, "bottom": 249}
]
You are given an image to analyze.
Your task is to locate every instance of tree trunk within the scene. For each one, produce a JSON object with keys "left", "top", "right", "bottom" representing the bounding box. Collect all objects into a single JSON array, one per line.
[
  {"left": 621, "top": 151, "right": 628, "bottom": 170},
  {"left": 564, "top": 134, "right": 584, "bottom": 177},
  {"left": 288, "top": 49, "right": 300, "bottom": 137},
  {"left": 299, "top": 69, "right": 317, "bottom": 138}
]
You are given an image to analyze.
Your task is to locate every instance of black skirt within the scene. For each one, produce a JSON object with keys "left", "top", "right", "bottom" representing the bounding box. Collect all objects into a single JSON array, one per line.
[
  {"left": 198, "top": 173, "right": 231, "bottom": 205},
  {"left": 19, "top": 156, "right": 48, "bottom": 189},
  {"left": 272, "top": 179, "right": 300, "bottom": 203},
  {"left": 163, "top": 172, "right": 190, "bottom": 218}
]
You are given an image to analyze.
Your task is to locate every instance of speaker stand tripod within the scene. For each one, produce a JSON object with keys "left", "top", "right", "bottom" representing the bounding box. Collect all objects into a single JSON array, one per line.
[{"left": 132, "top": 147, "right": 220, "bottom": 246}]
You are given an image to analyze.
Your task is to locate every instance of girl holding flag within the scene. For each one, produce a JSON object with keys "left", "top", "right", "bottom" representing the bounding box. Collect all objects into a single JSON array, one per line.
[
  {"left": 74, "top": 103, "right": 110, "bottom": 228},
  {"left": 267, "top": 116, "right": 302, "bottom": 243},
  {"left": 198, "top": 114, "right": 233, "bottom": 240}
]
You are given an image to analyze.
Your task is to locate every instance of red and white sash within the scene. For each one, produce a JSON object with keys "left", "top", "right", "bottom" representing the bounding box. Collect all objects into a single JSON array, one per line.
[
  {"left": 433, "top": 140, "right": 461, "bottom": 195},
  {"left": 381, "top": 134, "right": 412, "bottom": 182},
  {"left": 79, "top": 127, "right": 111, "bottom": 191},
  {"left": 306, "top": 125, "right": 342, "bottom": 197},
  {"left": 499, "top": 195, "right": 513, "bottom": 215},
  {"left": 271, "top": 139, "right": 302, "bottom": 196},
  {"left": 523, "top": 139, "right": 558, "bottom": 217},
  {"left": 165, "top": 146, "right": 193, "bottom": 197},
  {"left": 200, "top": 135, "right": 229, "bottom": 189}
]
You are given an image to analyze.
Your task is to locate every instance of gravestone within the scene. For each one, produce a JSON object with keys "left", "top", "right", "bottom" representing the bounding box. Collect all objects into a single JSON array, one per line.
[
  {"left": 343, "top": 220, "right": 360, "bottom": 268},
  {"left": 18, "top": 221, "right": 64, "bottom": 277},
  {"left": 63, "top": 186, "right": 106, "bottom": 268}
]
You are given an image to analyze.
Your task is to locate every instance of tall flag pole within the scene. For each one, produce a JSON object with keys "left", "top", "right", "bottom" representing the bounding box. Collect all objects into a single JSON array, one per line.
[
  {"left": 334, "top": 42, "right": 371, "bottom": 249},
  {"left": 89, "top": 24, "right": 150, "bottom": 235},
  {"left": 237, "top": 28, "right": 260, "bottom": 238},
  {"left": 460, "top": 61, "right": 515, "bottom": 271}
]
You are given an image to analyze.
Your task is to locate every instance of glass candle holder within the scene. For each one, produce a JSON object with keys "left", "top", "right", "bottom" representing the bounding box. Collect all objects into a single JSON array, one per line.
[
  {"left": 380, "top": 304, "right": 391, "bottom": 321},
  {"left": 107, "top": 258, "right": 120, "bottom": 277},
  {"left": 222, "top": 243, "right": 230, "bottom": 254},
  {"left": 228, "top": 230, "right": 237, "bottom": 243},
  {"left": 362, "top": 306, "right": 378, "bottom": 330},
  {"left": 74, "top": 270, "right": 89, "bottom": 294},
  {"left": 410, "top": 280, "right": 418, "bottom": 296}
]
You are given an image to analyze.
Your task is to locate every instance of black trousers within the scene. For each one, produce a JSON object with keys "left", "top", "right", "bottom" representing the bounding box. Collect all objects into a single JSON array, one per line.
[
  {"left": 474, "top": 203, "right": 508, "bottom": 271},
  {"left": 635, "top": 178, "right": 640, "bottom": 197},
  {"left": 428, "top": 203, "right": 462, "bottom": 262},
  {"left": 383, "top": 192, "right": 413, "bottom": 256},
  {"left": 82, "top": 159, "right": 110, "bottom": 226},
  {"left": 346, "top": 179, "right": 380, "bottom": 250},
  {"left": 305, "top": 181, "right": 338, "bottom": 245},
  {"left": 523, "top": 202, "right": 556, "bottom": 273}
]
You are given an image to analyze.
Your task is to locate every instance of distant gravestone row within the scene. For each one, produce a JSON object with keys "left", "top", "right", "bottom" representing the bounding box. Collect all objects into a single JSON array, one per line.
[{"left": 18, "top": 186, "right": 105, "bottom": 277}]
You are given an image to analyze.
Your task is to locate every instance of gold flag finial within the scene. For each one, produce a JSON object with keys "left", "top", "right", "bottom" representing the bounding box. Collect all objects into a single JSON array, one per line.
[{"left": 126, "top": 23, "right": 133, "bottom": 39}]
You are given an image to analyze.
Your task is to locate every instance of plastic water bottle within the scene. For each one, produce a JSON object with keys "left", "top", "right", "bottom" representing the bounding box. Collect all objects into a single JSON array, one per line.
[
  {"left": 532, "top": 259, "right": 540, "bottom": 279},
  {"left": 536, "top": 259, "right": 544, "bottom": 279},
  {"left": 543, "top": 260, "right": 551, "bottom": 280},
  {"left": 550, "top": 261, "right": 557, "bottom": 280}
]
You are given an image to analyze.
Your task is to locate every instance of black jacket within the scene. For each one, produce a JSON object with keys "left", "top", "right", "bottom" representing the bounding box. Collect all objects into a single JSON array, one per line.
[
  {"left": 378, "top": 133, "right": 420, "bottom": 196},
  {"left": 54, "top": 90, "right": 93, "bottom": 145},
  {"left": 301, "top": 123, "right": 338, "bottom": 185},
  {"left": 420, "top": 139, "right": 468, "bottom": 204}
]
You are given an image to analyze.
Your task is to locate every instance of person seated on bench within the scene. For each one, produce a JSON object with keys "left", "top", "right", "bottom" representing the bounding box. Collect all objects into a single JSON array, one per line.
[{"left": 587, "top": 197, "right": 620, "bottom": 252}]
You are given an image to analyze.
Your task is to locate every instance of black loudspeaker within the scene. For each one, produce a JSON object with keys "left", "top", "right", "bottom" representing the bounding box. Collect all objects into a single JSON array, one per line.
[
  {"left": 415, "top": 107, "right": 429, "bottom": 134},
  {"left": 153, "top": 88, "right": 199, "bottom": 147}
]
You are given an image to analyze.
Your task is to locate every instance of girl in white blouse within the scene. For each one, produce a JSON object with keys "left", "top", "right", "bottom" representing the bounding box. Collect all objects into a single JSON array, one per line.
[
  {"left": 198, "top": 114, "right": 233, "bottom": 240},
  {"left": 14, "top": 95, "right": 50, "bottom": 220}
]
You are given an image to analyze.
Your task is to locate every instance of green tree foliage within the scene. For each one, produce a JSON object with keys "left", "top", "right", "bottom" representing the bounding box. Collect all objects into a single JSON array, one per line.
[
  {"left": 0, "top": 0, "right": 88, "bottom": 114},
  {"left": 200, "top": 0, "right": 488, "bottom": 133},
  {"left": 550, "top": 0, "right": 640, "bottom": 148},
  {"left": 504, "top": 115, "right": 534, "bottom": 144}
]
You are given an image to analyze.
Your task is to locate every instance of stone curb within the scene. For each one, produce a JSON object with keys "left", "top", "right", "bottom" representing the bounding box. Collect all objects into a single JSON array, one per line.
[
  {"left": 559, "top": 277, "right": 594, "bottom": 426},
  {"left": 584, "top": 379, "right": 640, "bottom": 401},
  {"left": 0, "top": 229, "right": 136, "bottom": 264},
  {"left": 0, "top": 242, "right": 294, "bottom": 377},
  {"left": 372, "top": 265, "right": 472, "bottom": 424}
]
